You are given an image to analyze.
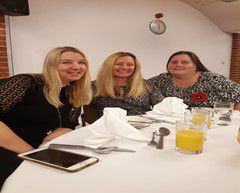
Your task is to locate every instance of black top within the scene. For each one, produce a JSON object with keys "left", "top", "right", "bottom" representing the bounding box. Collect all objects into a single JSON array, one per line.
[
  {"left": 91, "top": 80, "right": 163, "bottom": 117},
  {"left": 0, "top": 74, "right": 81, "bottom": 148},
  {"left": 148, "top": 72, "right": 240, "bottom": 108}
]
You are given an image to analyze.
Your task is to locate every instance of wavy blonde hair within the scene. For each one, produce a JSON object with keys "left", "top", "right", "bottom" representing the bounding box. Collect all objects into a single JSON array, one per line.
[
  {"left": 42, "top": 46, "right": 92, "bottom": 108},
  {"left": 95, "top": 52, "right": 146, "bottom": 98}
]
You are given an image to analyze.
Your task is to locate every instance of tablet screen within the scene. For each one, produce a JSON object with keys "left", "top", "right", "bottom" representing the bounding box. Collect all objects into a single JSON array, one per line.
[{"left": 25, "top": 148, "right": 90, "bottom": 168}]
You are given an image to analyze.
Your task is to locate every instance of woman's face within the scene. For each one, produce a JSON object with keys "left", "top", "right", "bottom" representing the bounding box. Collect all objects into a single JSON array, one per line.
[
  {"left": 167, "top": 54, "right": 197, "bottom": 77},
  {"left": 112, "top": 56, "right": 135, "bottom": 79},
  {"left": 58, "top": 51, "right": 87, "bottom": 86}
]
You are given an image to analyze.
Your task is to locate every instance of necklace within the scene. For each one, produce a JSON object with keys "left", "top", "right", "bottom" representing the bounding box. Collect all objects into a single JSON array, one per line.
[{"left": 114, "top": 86, "right": 129, "bottom": 98}]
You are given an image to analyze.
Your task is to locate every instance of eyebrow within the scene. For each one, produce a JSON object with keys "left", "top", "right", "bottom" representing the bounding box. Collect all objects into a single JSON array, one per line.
[
  {"left": 61, "top": 59, "right": 86, "bottom": 62},
  {"left": 115, "top": 62, "right": 134, "bottom": 64},
  {"left": 171, "top": 60, "right": 191, "bottom": 62}
]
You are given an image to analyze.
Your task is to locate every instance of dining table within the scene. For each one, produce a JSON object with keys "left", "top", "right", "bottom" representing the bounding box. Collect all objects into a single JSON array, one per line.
[{"left": 2, "top": 113, "right": 240, "bottom": 193}]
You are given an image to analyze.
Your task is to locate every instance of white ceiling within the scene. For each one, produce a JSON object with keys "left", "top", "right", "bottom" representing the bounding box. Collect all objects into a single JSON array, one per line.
[{"left": 179, "top": 0, "right": 240, "bottom": 34}]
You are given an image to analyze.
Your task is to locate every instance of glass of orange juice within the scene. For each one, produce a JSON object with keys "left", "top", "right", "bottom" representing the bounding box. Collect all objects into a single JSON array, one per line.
[
  {"left": 176, "top": 120, "right": 205, "bottom": 154},
  {"left": 184, "top": 111, "right": 208, "bottom": 140},
  {"left": 191, "top": 107, "right": 213, "bottom": 129},
  {"left": 237, "top": 128, "right": 240, "bottom": 144}
]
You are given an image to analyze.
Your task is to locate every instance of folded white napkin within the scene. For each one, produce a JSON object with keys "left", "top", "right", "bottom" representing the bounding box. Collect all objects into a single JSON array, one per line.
[
  {"left": 147, "top": 97, "right": 188, "bottom": 118},
  {"left": 83, "top": 107, "right": 150, "bottom": 147}
]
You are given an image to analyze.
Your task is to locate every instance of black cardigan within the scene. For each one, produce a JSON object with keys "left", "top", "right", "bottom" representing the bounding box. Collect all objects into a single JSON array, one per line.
[{"left": 0, "top": 74, "right": 81, "bottom": 148}]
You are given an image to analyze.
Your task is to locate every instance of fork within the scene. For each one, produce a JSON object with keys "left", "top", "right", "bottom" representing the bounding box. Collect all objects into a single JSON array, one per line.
[
  {"left": 139, "top": 115, "right": 175, "bottom": 124},
  {"left": 130, "top": 123, "right": 150, "bottom": 129},
  {"left": 48, "top": 143, "right": 135, "bottom": 154},
  {"left": 148, "top": 131, "right": 157, "bottom": 146}
]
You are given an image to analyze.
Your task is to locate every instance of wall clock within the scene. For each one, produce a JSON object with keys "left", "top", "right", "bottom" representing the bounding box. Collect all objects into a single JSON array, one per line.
[{"left": 149, "top": 13, "right": 166, "bottom": 35}]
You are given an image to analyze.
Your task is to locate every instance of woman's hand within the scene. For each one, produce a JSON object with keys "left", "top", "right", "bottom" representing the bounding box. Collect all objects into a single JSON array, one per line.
[{"left": 41, "top": 128, "right": 73, "bottom": 146}]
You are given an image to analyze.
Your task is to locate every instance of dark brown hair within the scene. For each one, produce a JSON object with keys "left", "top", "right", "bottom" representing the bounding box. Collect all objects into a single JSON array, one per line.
[{"left": 166, "top": 51, "right": 209, "bottom": 72}]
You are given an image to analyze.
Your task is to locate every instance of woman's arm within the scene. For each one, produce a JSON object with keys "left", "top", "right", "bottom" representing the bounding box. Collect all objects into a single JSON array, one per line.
[
  {"left": 0, "top": 121, "right": 33, "bottom": 153},
  {"left": 41, "top": 105, "right": 81, "bottom": 145},
  {"left": 41, "top": 128, "right": 73, "bottom": 145},
  {"left": 208, "top": 73, "right": 240, "bottom": 105},
  {"left": 0, "top": 75, "right": 36, "bottom": 153},
  {"left": 0, "top": 74, "right": 33, "bottom": 114}
]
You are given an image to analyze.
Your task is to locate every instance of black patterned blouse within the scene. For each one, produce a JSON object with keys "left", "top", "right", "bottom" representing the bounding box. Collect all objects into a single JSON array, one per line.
[
  {"left": 148, "top": 72, "right": 240, "bottom": 108},
  {"left": 0, "top": 74, "right": 81, "bottom": 148},
  {"left": 91, "top": 80, "right": 164, "bottom": 117}
]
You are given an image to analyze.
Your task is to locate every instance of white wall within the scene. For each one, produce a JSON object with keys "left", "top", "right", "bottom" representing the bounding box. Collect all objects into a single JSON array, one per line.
[{"left": 8, "top": 0, "right": 232, "bottom": 79}]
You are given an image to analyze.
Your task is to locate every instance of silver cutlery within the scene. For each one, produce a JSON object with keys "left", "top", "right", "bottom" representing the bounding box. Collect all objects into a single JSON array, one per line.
[
  {"left": 128, "top": 120, "right": 151, "bottom": 124},
  {"left": 139, "top": 115, "right": 175, "bottom": 124},
  {"left": 156, "top": 127, "right": 170, "bottom": 149},
  {"left": 148, "top": 131, "right": 157, "bottom": 146},
  {"left": 129, "top": 123, "right": 150, "bottom": 129},
  {"left": 48, "top": 143, "right": 136, "bottom": 154}
]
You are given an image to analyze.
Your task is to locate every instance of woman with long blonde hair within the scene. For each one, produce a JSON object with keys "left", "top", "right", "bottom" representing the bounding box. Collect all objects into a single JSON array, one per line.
[
  {"left": 0, "top": 46, "right": 92, "bottom": 189},
  {"left": 92, "top": 52, "right": 163, "bottom": 117}
]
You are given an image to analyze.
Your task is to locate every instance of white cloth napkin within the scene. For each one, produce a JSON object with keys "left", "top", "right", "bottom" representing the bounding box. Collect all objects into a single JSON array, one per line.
[
  {"left": 146, "top": 97, "right": 188, "bottom": 121},
  {"left": 82, "top": 107, "right": 150, "bottom": 148}
]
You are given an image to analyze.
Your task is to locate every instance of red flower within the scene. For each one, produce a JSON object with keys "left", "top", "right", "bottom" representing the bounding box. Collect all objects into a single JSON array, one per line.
[
  {"left": 191, "top": 92, "right": 208, "bottom": 104},
  {"left": 155, "top": 13, "right": 164, "bottom": 18}
]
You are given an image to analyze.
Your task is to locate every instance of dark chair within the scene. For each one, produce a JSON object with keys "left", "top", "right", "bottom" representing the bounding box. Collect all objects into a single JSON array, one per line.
[
  {"left": 0, "top": 77, "right": 9, "bottom": 86},
  {"left": 81, "top": 104, "right": 99, "bottom": 126}
]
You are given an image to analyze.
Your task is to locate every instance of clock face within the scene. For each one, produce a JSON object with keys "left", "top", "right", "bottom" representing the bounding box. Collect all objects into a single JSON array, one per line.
[{"left": 149, "top": 19, "right": 166, "bottom": 35}]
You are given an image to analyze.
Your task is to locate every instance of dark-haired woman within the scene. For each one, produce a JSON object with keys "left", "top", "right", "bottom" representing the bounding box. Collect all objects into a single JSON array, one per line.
[{"left": 148, "top": 51, "right": 240, "bottom": 110}]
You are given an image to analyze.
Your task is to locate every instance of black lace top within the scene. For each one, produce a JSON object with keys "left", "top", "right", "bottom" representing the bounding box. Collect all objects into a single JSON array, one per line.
[
  {"left": 91, "top": 80, "right": 164, "bottom": 117},
  {"left": 148, "top": 72, "right": 240, "bottom": 108},
  {"left": 0, "top": 74, "right": 81, "bottom": 148}
]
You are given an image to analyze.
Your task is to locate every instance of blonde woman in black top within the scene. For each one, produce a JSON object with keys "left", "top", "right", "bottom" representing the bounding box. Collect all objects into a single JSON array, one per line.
[
  {"left": 92, "top": 52, "right": 163, "bottom": 118},
  {"left": 0, "top": 46, "right": 92, "bottom": 189}
]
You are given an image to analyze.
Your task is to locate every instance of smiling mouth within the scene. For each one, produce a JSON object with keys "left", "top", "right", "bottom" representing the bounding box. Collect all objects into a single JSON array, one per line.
[
  {"left": 67, "top": 72, "right": 81, "bottom": 75},
  {"left": 174, "top": 69, "right": 185, "bottom": 71},
  {"left": 117, "top": 70, "right": 132, "bottom": 73}
]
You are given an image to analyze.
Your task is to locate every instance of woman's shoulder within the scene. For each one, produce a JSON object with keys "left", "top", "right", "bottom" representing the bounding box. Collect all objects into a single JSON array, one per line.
[
  {"left": 201, "top": 71, "right": 227, "bottom": 80},
  {"left": 149, "top": 73, "right": 169, "bottom": 80},
  {"left": 6, "top": 73, "right": 43, "bottom": 82},
  {"left": 147, "top": 73, "right": 170, "bottom": 86},
  {"left": 2, "top": 74, "right": 44, "bottom": 89}
]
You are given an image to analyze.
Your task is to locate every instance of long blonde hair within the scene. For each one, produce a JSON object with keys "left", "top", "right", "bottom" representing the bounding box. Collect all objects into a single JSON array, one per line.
[
  {"left": 95, "top": 52, "right": 146, "bottom": 98},
  {"left": 42, "top": 46, "right": 92, "bottom": 108}
]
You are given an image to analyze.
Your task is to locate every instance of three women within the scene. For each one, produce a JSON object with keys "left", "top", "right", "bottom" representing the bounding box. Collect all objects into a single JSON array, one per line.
[{"left": 1, "top": 48, "right": 239, "bottom": 189}]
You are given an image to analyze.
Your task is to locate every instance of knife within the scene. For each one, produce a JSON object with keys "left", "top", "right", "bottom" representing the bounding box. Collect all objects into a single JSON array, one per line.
[
  {"left": 139, "top": 115, "right": 175, "bottom": 124},
  {"left": 48, "top": 143, "right": 136, "bottom": 153}
]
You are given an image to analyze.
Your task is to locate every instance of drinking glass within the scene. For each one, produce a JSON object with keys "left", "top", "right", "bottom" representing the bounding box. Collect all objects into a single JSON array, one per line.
[
  {"left": 237, "top": 128, "right": 240, "bottom": 144},
  {"left": 184, "top": 111, "right": 208, "bottom": 140},
  {"left": 213, "top": 102, "right": 234, "bottom": 126},
  {"left": 175, "top": 120, "right": 204, "bottom": 154},
  {"left": 191, "top": 107, "right": 213, "bottom": 129}
]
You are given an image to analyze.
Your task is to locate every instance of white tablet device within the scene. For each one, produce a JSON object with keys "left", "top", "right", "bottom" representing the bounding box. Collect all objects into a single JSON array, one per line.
[{"left": 18, "top": 147, "right": 99, "bottom": 172}]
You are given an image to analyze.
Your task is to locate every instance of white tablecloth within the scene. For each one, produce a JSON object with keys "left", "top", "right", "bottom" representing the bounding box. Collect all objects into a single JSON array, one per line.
[{"left": 2, "top": 117, "right": 240, "bottom": 193}]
